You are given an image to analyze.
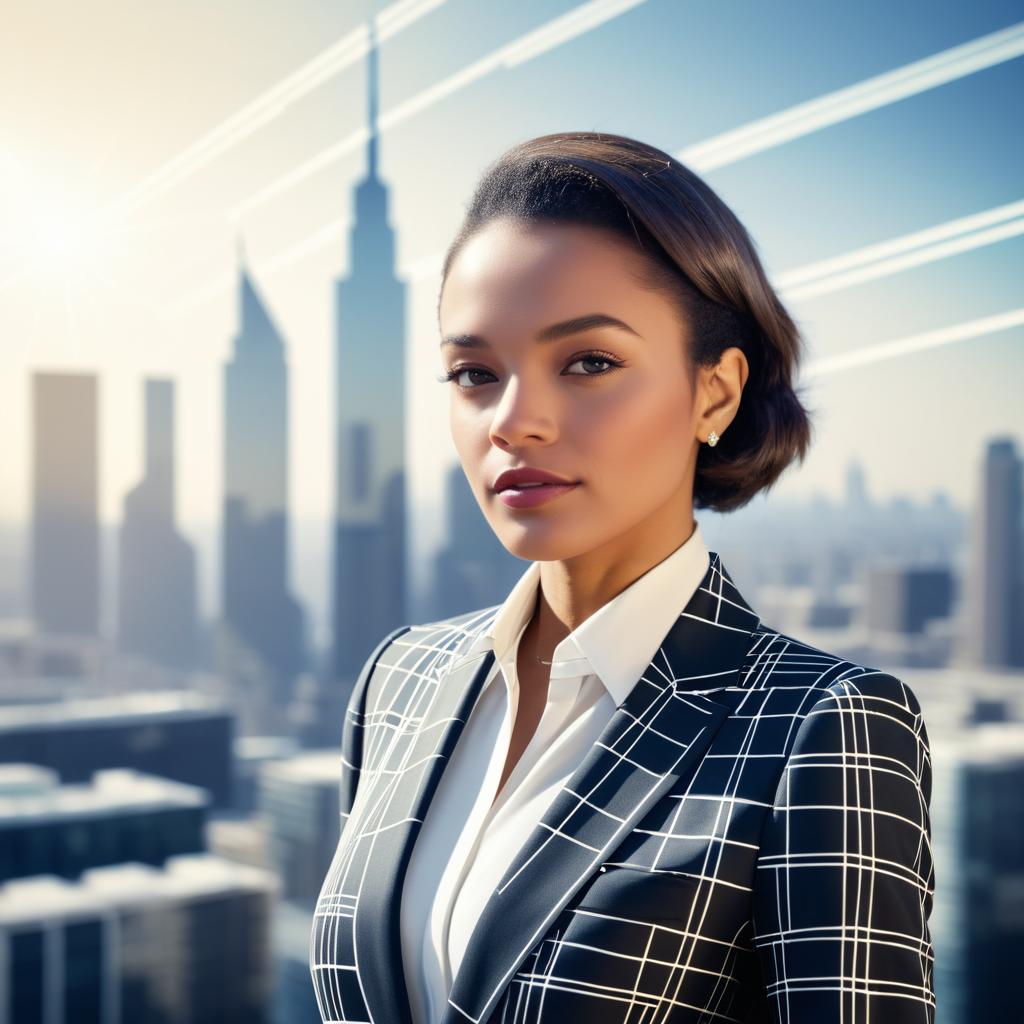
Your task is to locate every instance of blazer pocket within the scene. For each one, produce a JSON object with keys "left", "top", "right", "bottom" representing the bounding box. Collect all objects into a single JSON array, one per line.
[{"left": 572, "top": 863, "right": 702, "bottom": 922}]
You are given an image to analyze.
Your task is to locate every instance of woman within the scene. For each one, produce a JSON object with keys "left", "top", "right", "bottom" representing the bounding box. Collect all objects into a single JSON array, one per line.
[{"left": 311, "top": 132, "right": 936, "bottom": 1024}]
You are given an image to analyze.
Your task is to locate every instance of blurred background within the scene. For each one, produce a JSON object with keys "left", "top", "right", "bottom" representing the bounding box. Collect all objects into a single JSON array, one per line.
[{"left": 1, "top": 0, "right": 1022, "bottom": 1021}]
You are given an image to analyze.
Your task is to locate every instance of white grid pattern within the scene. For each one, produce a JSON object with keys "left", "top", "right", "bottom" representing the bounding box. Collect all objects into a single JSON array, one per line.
[{"left": 311, "top": 553, "right": 935, "bottom": 1023}]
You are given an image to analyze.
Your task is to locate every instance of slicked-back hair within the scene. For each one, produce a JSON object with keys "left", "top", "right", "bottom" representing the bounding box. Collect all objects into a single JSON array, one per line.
[{"left": 438, "top": 131, "right": 815, "bottom": 514}]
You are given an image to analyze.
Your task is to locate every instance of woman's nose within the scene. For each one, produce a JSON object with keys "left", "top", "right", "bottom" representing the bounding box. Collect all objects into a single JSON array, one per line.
[{"left": 488, "top": 379, "right": 557, "bottom": 446}]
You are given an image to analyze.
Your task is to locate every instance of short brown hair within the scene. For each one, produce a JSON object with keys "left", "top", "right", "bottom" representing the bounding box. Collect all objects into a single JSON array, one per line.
[{"left": 439, "top": 131, "right": 815, "bottom": 514}]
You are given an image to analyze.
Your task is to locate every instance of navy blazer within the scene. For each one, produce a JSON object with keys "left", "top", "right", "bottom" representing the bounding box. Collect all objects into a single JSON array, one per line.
[{"left": 310, "top": 551, "right": 936, "bottom": 1023}]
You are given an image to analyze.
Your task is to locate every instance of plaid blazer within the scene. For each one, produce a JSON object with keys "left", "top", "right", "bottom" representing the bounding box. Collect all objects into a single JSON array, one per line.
[{"left": 310, "top": 551, "right": 936, "bottom": 1023}]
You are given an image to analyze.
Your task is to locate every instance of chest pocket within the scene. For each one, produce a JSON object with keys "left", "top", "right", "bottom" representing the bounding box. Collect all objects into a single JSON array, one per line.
[{"left": 571, "top": 863, "right": 702, "bottom": 922}]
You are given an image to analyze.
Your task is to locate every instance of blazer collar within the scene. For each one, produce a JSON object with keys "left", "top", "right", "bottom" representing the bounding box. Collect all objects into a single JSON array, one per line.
[
  {"left": 462, "top": 521, "right": 711, "bottom": 708},
  {"left": 353, "top": 550, "right": 760, "bottom": 1024}
]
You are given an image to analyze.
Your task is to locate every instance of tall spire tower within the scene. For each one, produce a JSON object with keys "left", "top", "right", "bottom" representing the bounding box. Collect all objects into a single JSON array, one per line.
[
  {"left": 328, "top": 17, "right": 408, "bottom": 682},
  {"left": 366, "top": 17, "right": 379, "bottom": 180}
]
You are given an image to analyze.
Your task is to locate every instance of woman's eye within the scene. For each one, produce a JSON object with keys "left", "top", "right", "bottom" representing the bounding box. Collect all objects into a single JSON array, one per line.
[
  {"left": 565, "top": 355, "right": 615, "bottom": 375},
  {"left": 454, "top": 367, "right": 495, "bottom": 388}
]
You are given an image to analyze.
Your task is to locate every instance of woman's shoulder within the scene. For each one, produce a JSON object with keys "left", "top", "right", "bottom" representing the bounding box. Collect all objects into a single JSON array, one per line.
[{"left": 748, "top": 620, "right": 929, "bottom": 730}]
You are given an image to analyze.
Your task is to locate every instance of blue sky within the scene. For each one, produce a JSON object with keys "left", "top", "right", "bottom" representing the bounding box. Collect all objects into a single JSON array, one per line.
[{"left": 2, "top": 0, "right": 1021, "bottom": 626}]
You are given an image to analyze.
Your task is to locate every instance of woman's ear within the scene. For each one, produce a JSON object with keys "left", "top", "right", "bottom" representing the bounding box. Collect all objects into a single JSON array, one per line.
[{"left": 696, "top": 347, "right": 748, "bottom": 441}]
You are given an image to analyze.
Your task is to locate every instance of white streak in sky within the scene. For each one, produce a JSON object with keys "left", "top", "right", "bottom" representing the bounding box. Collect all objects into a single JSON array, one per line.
[{"left": 804, "top": 308, "right": 1024, "bottom": 378}]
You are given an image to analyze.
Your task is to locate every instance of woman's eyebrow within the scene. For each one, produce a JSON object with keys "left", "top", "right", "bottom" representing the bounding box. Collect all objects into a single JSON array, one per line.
[{"left": 440, "top": 312, "right": 640, "bottom": 349}]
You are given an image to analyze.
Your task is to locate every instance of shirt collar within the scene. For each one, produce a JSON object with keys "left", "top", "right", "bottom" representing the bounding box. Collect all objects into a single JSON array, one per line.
[{"left": 463, "top": 521, "right": 711, "bottom": 707}]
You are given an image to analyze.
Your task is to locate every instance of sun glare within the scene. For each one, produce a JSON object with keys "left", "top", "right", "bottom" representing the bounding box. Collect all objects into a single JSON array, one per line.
[
  {"left": 1, "top": 149, "right": 106, "bottom": 285},
  {"left": 32, "top": 207, "right": 92, "bottom": 269}
]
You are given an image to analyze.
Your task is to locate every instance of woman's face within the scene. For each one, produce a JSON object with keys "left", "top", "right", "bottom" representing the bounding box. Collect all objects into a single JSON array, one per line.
[{"left": 438, "top": 217, "right": 703, "bottom": 564}]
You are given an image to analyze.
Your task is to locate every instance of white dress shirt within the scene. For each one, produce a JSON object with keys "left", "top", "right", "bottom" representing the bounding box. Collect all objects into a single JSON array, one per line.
[{"left": 399, "top": 520, "right": 711, "bottom": 1024}]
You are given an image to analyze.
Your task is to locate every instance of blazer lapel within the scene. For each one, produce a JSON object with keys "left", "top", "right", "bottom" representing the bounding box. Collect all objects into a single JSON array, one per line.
[
  {"left": 442, "top": 551, "right": 760, "bottom": 1024},
  {"left": 353, "top": 639, "right": 498, "bottom": 1024}
]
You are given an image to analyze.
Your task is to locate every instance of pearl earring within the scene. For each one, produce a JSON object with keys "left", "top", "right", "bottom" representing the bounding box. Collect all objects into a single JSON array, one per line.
[{"left": 707, "top": 430, "right": 719, "bottom": 447}]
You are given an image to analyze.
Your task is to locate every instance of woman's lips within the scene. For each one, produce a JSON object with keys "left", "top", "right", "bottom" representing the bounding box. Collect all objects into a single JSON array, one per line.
[{"left": 496, "top": 481, "right": 580, "bottom": 509}]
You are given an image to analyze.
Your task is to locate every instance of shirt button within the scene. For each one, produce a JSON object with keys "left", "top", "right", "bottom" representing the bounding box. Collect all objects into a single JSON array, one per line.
[{"left": 599, "top": 865, "right": 607, "bottom": 872}]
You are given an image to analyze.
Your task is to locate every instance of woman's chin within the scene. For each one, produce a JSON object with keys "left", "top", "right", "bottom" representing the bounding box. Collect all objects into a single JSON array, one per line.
[{"left": 494, "top": 522, "right": 597, "bottom": 563}]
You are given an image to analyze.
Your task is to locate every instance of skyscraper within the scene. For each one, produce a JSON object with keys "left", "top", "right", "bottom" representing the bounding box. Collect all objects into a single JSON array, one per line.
[
  {"left": 844, "top": 458, "right": 870, "bottom": 511},
  {"left": 223, "top": 249, "right": 308, "bottom": 703},
  {"left": 931, "top": 722, "right": 1024, "bottom": 1023},
  {"left": 962, "top": 438, "right": 1024, "bottom": 667},
  {"left": 259, "top": 751, "right": 344, "bottom": 908},
  {"left": 330, "top": 19, "right": 407, "bottom": 681},
  {"left": 30, "top": 371, "right": 99, "bottom": 637},
  {"left": 117, "top": 378, "right": 199, "bottom": 669}
]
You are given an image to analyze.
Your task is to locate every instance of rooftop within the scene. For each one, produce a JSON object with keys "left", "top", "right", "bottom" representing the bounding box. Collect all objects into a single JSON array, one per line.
[
  {"left": 0, "top": 853, "right": 279, "bottom": 926},
  {"left": 0, "top": 766, "right": 209, "bottom": 825},
  {"left": 0, "top": 690, "right": 229, "bottom": 732}
]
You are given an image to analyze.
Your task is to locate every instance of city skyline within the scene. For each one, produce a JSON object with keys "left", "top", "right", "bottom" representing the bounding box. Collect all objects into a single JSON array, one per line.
[
  {"left": 2, "top": 2, "right": 1015, "bottom": 528},
  {"left": 2, "top": 0, "right": 1022, "bottom": 646}
]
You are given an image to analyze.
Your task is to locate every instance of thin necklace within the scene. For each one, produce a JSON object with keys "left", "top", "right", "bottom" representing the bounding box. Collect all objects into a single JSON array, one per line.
[{"left": 529, "top": 588, "right": 561, "bottom": 665}]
